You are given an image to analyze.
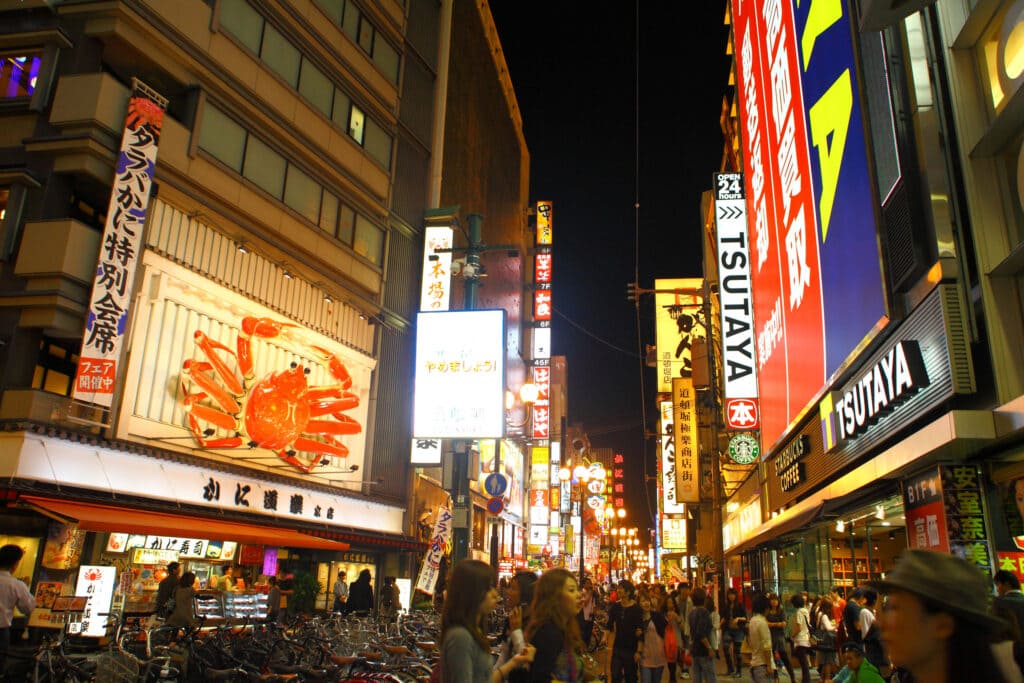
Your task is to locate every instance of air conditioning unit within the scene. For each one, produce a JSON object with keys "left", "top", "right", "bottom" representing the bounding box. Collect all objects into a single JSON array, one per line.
[{"left": 859, "top": 0, "right": 938, "bottom": 32}]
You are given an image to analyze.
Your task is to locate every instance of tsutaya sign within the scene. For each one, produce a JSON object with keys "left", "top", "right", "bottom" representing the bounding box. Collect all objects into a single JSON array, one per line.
[
  {"left": 713, "top": 172, "right": 758, "bottom": 402},
  {"left": 821, "top": 340, "right": 929, "bottom": 451}
]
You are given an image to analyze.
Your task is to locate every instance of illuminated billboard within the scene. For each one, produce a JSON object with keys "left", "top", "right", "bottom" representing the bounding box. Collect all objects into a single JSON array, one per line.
[
  {"left": 731, "top": 0, "right": 887, "bottom": 448},
  {"left": 413, "top": 310, "right": 506, "bottom": 439},
  {"left": 654, "top": 278, "right": 705, "bottom": 393}
]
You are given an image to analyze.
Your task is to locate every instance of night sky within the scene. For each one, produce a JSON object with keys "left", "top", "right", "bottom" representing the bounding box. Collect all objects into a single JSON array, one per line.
[{"left": 490, "top": 2, "right": 732, "bottom": 529}]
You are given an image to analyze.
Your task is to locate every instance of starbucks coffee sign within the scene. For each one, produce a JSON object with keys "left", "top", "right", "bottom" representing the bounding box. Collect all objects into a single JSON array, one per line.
[{"left": 727, "top": 433, "right": 760, "bottom": 465}]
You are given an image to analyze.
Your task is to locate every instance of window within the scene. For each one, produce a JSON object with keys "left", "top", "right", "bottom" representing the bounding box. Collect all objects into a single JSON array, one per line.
[
  {"left": 219, "top": 0, "right": 263, "bottom": 54},
  {"left": 299, "top": 60, "right": 333, "bottom": 117},
  {"left": 33, "top": 337, "right": 79, "bottom": 397},
  {"left": 261, "top": 23, "right": 301, "bottom": 87},
  {"left": 243, "top": 136, "right": 286, "bottom": 198},
  {"left": 1, "top": 54, "right": 42, "bottom": 99},
  {"left": 357, "top": 16, "right": 374, "bottom": 53},
  {"left": 364, "top": 117, "right": 392, "bottom": 168},
  {"left": 319, "top": 190, "right": 340, "bottom": 234},
  {"left": 342, "top": 2, "right": 360, "bottom": 42},
  {"left": 337, "top": 204, "right": 355, "bottom": 243},
  {"left": 198, "top": 104, "right": 246, "bottom": 171},
  {"left": 353, "top": 213, "right": 383, "bottom": 265},
  {"left": 332, "top": 89, "right": 351, "bottom": 128},
  {"left": 349, "top": 105, "right": 365, "bottom": 145},
  {"left": 284, "top": 165, "right": 322, "bottom": 224},
  {"left": 316, "top": 0, "right": 344, "bottom": 25},
  {"left": 374, "top": 39, "right": 400, "bottom": 83}
]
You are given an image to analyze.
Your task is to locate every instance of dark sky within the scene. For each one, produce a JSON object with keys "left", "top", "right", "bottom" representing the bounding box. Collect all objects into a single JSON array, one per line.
[{"left": 490, "top": 3, "right": 731, "bottom": 529}]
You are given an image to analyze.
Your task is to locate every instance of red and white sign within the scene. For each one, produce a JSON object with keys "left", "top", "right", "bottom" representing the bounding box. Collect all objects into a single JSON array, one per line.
[
  {"left": 725, "top": 398, "right": 760, "bottom": 430},
  {"left": 535, "top": 253, "right": 552, "bottom": 284},
  {"left": 732, "top": 0, "right": 823, "bottom": 447},
  {"left": 532, "top": 365, "right": 551, "bottom": 440},
  {"left": 534, "top": 290, "right": 552, "bottom": 321}
]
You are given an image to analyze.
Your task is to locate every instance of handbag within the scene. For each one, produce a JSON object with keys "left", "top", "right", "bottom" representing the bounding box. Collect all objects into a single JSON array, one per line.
[{"left": 664, "top": 625, "right": 678, "bottom": 662}]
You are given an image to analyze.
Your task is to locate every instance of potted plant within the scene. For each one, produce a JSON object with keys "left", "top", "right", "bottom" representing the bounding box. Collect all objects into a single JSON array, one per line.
[{"left": 288, "top": 571, "right": 323, "bottom": 615}]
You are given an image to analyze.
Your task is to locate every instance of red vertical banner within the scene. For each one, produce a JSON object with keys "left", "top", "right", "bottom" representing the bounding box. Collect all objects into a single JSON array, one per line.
[{"left": 903, "top": 468, "right": 950, "bottom": 553}]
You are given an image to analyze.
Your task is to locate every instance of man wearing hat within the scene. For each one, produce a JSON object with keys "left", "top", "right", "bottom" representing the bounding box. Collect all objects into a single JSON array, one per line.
[
  {"left": 865, "top": 549, "right": 1014, "bottom": 683},
  {"left": 824, "top": 642, "right": 885, "bottom": 683}
]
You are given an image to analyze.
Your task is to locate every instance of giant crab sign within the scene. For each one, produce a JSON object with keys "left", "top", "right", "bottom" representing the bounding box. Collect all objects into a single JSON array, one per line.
[{"left": 180, "top": 316, "right": 362, "bottom": 473}]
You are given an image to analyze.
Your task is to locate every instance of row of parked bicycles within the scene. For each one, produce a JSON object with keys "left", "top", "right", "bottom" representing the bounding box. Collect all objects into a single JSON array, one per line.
[{"left": 5, "top": 609, "right": 445, "bottom": 683}]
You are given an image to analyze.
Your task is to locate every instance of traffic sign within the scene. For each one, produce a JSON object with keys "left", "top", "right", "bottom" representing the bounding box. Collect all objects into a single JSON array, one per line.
[
  {"left": 486, "top": 496, "right": 505, "bottom": 516},
  {"left": 484, "top": 473, "right": 509, "bottom": 496}
]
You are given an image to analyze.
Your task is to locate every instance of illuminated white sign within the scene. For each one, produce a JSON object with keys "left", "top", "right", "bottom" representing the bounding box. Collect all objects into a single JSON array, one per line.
[
  {"left": 532, "top": 327, "right": 551, "bottom": 360},
  {"left": 660, "top": 400, "right": 685, "bottom": 514},
  {"left": 413, "top": 310, "right": 506, "bottom": 439},
  {"left": 714, "top": 173, "right": 759, "bottom": 401},
  {"left": 72, "top": 566, "right": 116, "bottom": 637},
  {"left": 654, "top": 278, "right": 704, "bottom": 393},
  {"left": 420, "top": 226, "right": 454, "bottom": 311}
]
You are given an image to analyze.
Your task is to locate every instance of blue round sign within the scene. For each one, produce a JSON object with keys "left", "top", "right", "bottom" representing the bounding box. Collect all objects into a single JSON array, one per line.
[{"left": 484, "top": 473, "right": 509, "bottom": 496}]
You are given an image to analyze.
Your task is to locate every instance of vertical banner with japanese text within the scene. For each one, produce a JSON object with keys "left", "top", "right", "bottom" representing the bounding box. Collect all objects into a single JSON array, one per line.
[
  {"left": 672, "top": 378, "right": 700, "bottom": 503},
  {"left": 660, "top": 400, "right": 685, "bottom": 514},
  {"left": 415, "top": 507, "right": 453, "bottom": 595},
  {"left": 655, "top": 279, "right": 704, "bottom": 393},
  {"left": 73, "top": 84, "right": 166, "bottom": 406}
]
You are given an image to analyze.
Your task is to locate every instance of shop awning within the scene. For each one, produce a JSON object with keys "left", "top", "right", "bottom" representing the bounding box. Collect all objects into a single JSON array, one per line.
[
  {"left": 20, "top": 496, "right": 349, "bottom": 551},
  {"left": 725, "top": 502, "right": 826, "bottom": 557}
]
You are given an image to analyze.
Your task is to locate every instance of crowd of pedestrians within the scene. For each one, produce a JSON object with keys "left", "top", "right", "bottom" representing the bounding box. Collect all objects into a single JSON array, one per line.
[{"left": 437, "top": 549, "right": 1024, "bottom": 683}]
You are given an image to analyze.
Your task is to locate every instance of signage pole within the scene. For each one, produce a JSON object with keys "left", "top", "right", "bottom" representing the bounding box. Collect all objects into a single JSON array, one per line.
[
  {"left": 704, "top": 280, "right": 725, "bottom": 594},
  {"left": 451, "top": 214, "right": 483, "bottom": 564},
  {"left": 490, "top": 437, "right": 501, "bottom": 569}
]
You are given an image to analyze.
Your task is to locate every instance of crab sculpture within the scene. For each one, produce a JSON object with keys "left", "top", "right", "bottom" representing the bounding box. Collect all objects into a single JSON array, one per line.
[{"left": 180, "top": 316, "right": 361, "bottom": 473}]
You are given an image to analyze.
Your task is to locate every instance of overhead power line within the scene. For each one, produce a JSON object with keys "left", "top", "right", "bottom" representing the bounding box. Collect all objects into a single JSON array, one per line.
[{"left": 553, "top": 307, "right": 641, "bottom": 358}]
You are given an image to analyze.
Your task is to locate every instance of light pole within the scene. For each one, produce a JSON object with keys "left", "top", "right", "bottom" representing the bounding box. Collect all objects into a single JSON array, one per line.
[
  {"left": 495, "top": 383, "right": 536, "bottom": 570},
  {"left": 559, "top": 463, "right": 593, "bottom": 582}
]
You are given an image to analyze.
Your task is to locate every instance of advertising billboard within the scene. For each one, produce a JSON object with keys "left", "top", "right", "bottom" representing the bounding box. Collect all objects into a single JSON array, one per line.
[
  {"left": 660, "top": 400, "right": 685, "bottom": 515},
  {"left": 731, "top": 0, "right": 887, "bottom": 449},
  {"left": 654, "top": 278, "right": 705, "bottom": 393},
  {"left": 413, "top": 309, "right": 506, "bottom": 439}
]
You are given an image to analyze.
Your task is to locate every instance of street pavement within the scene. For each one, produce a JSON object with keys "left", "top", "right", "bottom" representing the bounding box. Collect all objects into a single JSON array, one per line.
[{"left": 662, "top": 658, "right": 823, "bottom": 683}]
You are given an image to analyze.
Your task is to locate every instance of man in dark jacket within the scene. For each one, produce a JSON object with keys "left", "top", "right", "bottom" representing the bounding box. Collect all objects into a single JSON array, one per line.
[
  {"left": 347, "top": 569, "right": 374, "bottom": 614},
  {"left": 156, "top": 562, "right": 180, "bottom": 617}
]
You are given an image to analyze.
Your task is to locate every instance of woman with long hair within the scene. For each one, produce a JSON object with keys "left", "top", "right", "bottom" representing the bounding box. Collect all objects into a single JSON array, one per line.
[
  {"left": 789, "top": 594, "right": 812, "bottom": 683},
  {"left": 764, "top": 593, "right": 794, "bottom": 681},
  {"left": 442, "top": 560, "right": 535, "bottom": 683},
  {"left": 664, "top": 595, "right": 684, "bottom": 683},
  {"left": 870, "top": 549, "right": 1014, "bottom": 683},
  {"left": 164, "top": 571, "right": 198, "bottom": 628},
  {"left": 814, "top": 597, "right": 838, "bottom": 681},
  {"left": 526, "top": 568, "right": 597, "bottom": 683},
  {"left": 637, "top": 592, "right": 668, "bottom": 683}
]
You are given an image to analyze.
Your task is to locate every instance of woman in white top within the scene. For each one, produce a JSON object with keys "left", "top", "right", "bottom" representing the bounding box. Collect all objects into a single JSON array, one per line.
[
  {"left": 789, "top": 594, "right": 812, "bottom": 683},
  {"left": 815, "top": 597, "right": 838, "bottom": 680}
]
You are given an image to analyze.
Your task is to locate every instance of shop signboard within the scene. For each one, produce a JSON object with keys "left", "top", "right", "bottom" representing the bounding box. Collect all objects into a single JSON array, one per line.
[
  {"left": 420, "top": 226, "right": 454, "bottom": 311},
  {"left": 714, "top": 172, "right": 759, "bottom": 403},
  {"left": 998, "top": 552, "right": 1024, "bottom": 584},
  {"left": 73, "top": 84, "right": 166, "bottom": 407},
  {"left": 655, "top": 279, "right": 705, "bottom": 393},
  {"left": 414, "top": 309, "right": 506, "bottom": 439},
  {"left": 532, "top": 365, "right": 551, "bottom": 440},
  {"left": 672, "top": 378, "right": 700, "bottom": 503},
  {"left": 660, "top": 400, "right": 685, "bottom": 514},
  {"left": 536, "top": 201, "right": 553, "bottom": 246},
  {"left": 662, "top": 516, "right": 687, "bottom": 550},
  {"left": 731, "top": 0, "right": 887, "bottom": 451},
  {"left": 415, "top": 506, "right": 452, "bottom": 596},
  {"left": 72, "top": 565, "right": 117, "bottom": 637},
  {"left": 903, "top": 465, "right": 993, "bottom": 574}
]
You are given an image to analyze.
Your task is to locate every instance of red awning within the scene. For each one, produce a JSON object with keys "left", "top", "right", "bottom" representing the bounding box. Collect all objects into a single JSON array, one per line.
[{"left": 20, "top": 496, "right": 349, "bottom": 551}]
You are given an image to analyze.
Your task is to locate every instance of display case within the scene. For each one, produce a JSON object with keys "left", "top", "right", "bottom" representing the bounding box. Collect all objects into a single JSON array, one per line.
[
  {"left": 194, "top": 591, "right": 223, "bottom": 620},
  {"left": 222, "top": 592, "right": 268, "bottom": 620}
]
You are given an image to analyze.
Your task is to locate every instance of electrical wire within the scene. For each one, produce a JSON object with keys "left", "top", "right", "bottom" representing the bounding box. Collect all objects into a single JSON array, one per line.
[
  {"left": 633, "top": 0, "right": 655, "bottom": 527},
  {"left": 553, "top": 307, "right": 640, "bottom": 358}
]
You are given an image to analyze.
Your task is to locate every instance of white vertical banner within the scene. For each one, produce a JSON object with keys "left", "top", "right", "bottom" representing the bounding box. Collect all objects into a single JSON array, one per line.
[
  {"left": 72, "top": 84, "right": 166, "bottom": 406},
  {"left": 415, "top": 507, "right": 453, "bottom": 596},
  {"left": 72, "top": 565, "right": 117, "bottom": 637},
  {"left": 660, "top": 400, "right": 685, "bottom": 514}
]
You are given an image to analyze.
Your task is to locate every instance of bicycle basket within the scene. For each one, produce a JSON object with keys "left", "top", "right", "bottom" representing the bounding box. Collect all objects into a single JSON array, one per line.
[{"left": 95, "top": 649, "right": 141, "bottom": 683}]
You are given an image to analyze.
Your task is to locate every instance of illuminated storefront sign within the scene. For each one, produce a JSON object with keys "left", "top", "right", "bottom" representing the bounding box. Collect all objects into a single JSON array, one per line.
[
  {"left": 420, "top": 226, "right": 454, "bottom": 310},
  {"left": 532, "top": 327, "right": 551, "bottom": 360},
  {"left": 714, "top": 172, "right": 759, "bottom": 402},
  {"left": 903, "top": 465, "right": 991, "bottom": 573},
  {"left": 731, "top": 0, "right": 887, "bottom": 450},
  {"left": 820, "top": 340, "right": 928, "bottom": 451},
  {"left": 536, "top": 201, "right": 553, "bottom": 245},
  {"left": 611, "top": 452, "right": 625, "bottom": 509},
  {"left": 660, "top": 400, "right": 685, "bottom": 514},
  {"left": 721, "top": 498, "right": 762, "bottom": 551},
  {"left": 655, "top": 278, "right": 704, "bottom": 393},
  {"left": 72, "top": 566, "right": 117, "bottom": 637},
  {"left": 775, "top": 434, "right": 810, "bottom": 492},
  {"left": 413, "top": 309, "right": 506, "bottom": 439},
  {"left": 532, "top": 366, "right": 551, "bottom": 440},
  {"left": 672, "top": 378, "right": 700, "bottom": 503},
  {"left": 531, "top": 201, "right": 554, "bottom": 448},
  {"left": 662, "top": 517, "right": 687, "bottom": 550},
  {"left": 73, "top": 84, "right": 167, "bottom": 407}
]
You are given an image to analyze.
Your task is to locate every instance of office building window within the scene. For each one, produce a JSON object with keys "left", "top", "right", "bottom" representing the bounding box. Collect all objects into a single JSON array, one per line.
[
  {"left": 261, "top": 23, "right": 301, "bottom": 87},
  {"left": 317, "top": 0, "right": 344, "bottom": 24},
  {"left": 314, "top": 0, "right": 400, "bottom": 83},
  {"left": 1, "top": 54, "right": 42, "bottom": 99},
  {"left": 219, "top": 0, "right": 263, "bottom": 54},
  {"left": 198, "top": 104, "right": 386, "bottom": 267},
  {"left": 33, "top": 337, "right": 79, "bottom": 397},
  {"left": 198, "top": 104, "right": 246, "bottom": 171},
  {"left": 221, "top": 0, "right": 393, "bottom": 169},
  {"left": 353, "top": 213, "right": 383, "bottom": 265}
]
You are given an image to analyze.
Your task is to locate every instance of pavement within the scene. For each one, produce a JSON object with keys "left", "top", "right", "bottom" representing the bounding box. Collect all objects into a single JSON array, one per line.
[{"left": 662, "top": 657, "right": 824, "bottom": 683}]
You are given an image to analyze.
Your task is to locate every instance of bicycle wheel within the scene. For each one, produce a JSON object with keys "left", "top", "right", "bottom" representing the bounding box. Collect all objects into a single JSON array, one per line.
[{"left": 95, "top": 649, "right": 141, "bottom": 683}]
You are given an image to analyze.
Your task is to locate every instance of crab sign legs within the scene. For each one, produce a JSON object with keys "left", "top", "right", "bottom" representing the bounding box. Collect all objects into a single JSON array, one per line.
[{"left": 181, "top": 316, "right": 362, "bottom": 473}]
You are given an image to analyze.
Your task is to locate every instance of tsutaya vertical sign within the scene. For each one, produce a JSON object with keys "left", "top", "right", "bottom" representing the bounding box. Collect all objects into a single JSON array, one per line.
[
  {"left": 412, "top": 225, "right": 454, "bottom": 464},
  {"left": 660, "top": 400, "right": 685, "bottom": 514},
  {"left": 672, "top": 378, "right": 700, "bottom": 503},
  {"left": 714, "top": 173, "right": 758, "bottom": 402},
  {"left": 73, "top": 82, "right": 166, "bottom": 407},
  {"left": 532, "top": 201, "right": 554, "bottom": 445}
]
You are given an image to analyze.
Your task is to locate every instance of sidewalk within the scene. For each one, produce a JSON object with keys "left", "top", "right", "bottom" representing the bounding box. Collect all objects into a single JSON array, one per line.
[{"left": 669, "top": 658, "right": 822, "bottom": 683}]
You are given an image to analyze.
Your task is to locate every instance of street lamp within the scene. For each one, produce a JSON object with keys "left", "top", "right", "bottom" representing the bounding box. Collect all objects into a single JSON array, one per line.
[{"left": 559, "top": 463, "right": 594, "bottom": 583}]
